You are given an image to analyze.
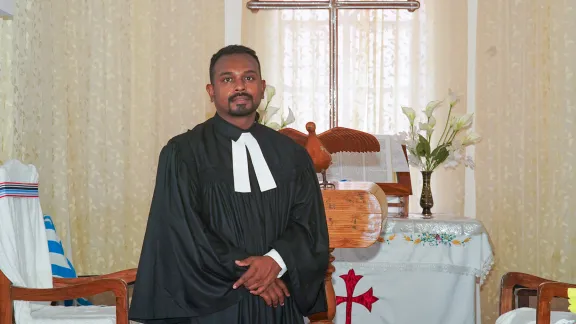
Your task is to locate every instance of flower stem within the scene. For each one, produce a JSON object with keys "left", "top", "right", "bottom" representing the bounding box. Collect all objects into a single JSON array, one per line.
[
  {"left": 447, "top": 128, "right": 460, "bottom": 144},
  {"left": 438, "top": 104, "right": 454, "bottom": 146}
]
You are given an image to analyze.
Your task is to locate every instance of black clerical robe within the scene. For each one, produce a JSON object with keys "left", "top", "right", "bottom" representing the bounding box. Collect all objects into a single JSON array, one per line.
[{"left": 129, "top": 113, "right": 330, "bottom": 324}]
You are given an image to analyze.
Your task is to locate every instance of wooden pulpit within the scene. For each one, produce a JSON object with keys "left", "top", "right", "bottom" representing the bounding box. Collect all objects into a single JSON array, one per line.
[{"left": 308, "top": 181, "right": 387, "bottom": 324}]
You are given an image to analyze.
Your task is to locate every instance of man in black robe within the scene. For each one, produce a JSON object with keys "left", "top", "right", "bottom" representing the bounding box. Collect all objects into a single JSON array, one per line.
[{"left": 128, "top": 45, "right": 330, "bottom": 324}]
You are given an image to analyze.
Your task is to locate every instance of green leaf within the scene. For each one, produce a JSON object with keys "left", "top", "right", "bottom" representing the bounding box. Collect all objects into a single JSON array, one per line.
[
  {"left": 430, "top": 143, "right": 446, "bottom": 157},
  {"left": 416, "top": 135, "right": 431, "bottom": 157},
  {"left": 432, "top": 146, "right": 450, "bottom": 167}
]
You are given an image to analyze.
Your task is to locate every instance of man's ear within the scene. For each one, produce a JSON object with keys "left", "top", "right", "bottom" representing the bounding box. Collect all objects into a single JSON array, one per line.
[
  {"left": 261, "top": 80, "right": 266, "bottom": 99},
  {"left": 206, "top": 83, "right": 214, "bottom": 102}
]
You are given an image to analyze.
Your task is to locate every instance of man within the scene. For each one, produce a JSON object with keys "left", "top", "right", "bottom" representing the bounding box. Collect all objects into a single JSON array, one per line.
[{"left": 129, "top": 45, "right": 330, "bottom": 324}]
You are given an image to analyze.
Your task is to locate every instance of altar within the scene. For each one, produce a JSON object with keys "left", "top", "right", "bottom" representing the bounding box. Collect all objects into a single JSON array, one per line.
[{"left": 331, "top": 213, "right": 494, "bottom": 324}]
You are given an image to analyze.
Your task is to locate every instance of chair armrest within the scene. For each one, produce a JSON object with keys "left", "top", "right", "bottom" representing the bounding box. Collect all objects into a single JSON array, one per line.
[
  {"left": 536, "top": 282, "right": 576, "bottom": 324},
  {"left": 499, "top": 272, "right": 556, "bottom": 315},
  {"left": 13, "top": 278, "right": 128, "bottom": 302},
  {"left": 53, "top": 268, "right": 137, "bottom": 288}
]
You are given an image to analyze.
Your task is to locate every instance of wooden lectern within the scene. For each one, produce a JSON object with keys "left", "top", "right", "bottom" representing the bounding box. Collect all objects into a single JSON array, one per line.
[{"left": 308, "top": 181, "right": 387, "bottom": 324}]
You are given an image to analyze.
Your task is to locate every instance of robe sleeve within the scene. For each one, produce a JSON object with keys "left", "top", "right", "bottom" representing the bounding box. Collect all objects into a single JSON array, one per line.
[
  {"left": 269, "top": 147, "right": 330, "bottom": 316},
  {"left": 129, "top": 141, "right": 250, "bottom": 322}
]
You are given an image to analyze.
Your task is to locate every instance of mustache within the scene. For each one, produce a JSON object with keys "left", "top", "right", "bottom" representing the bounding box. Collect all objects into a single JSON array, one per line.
[{"left": 229, "top": 92, "right": 253, "bottom": 102}]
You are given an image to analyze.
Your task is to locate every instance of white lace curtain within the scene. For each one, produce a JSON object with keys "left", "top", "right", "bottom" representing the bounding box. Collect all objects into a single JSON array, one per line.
[{"left": 242, "top": 0, "right": 469, "bottom": 213}]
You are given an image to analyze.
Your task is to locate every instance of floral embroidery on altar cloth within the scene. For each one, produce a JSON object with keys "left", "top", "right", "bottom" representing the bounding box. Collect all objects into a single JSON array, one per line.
[
  {"left": 377, "top": 234, "right": 397, "bottom": 244},
  {"left": 378, "top": 233, "right": 472, "bottom": 246},
  {"left": 405, "top": 233, "right": 472, "bottom": 246}
]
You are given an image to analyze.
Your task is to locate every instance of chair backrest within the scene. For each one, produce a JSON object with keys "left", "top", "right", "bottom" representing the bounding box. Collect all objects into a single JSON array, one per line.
[{"left": 0, "top": 159, "right": 53, "bottom": 322}]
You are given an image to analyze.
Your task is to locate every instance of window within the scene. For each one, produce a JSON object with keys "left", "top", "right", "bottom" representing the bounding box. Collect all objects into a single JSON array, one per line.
[{"left": 244, "top": 0, "right": 426, "bottom": 135}]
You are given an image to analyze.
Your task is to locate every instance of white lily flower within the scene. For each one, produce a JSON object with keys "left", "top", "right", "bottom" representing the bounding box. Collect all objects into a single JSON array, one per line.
[
  {"left": 408, "top": 154, "right": 424, "bottom": 168},
  {"left": 462, "top": 131, "right": 482, "bottom": 146},
  {"left": 395, "top": 89, "right": 481, "bottom": 173},
  {"left": 282, "top": 108, "right": 295, "bottom": 126},
  {"left": 448, "top": 88, "right": 461, "bottom": 107},
  {"left": 454, "top": 150, "right": 464, "bottom": 160},
  {"left": 406, "top": 138, "right": 419, "bottom": 151},
  {"left": 267, "top": 122, "right": 281, "bottom": 130},
  {"left": 401, "top": 106, "right": 416, "bottom": 125},
  {"left": 449, "top": 140, "right": 463, "bottom": 152},
  {"left": 265, "top": 85, "right": 276, "bottom": 104},
  {"left": 391, "top": 131, "right": 409, "bottom": 144},
  {"left": 419, "top": 122, "right": 434, "bottom": 137},
  {"left": 264, "top": 106, "right": 281, "bottom": 121},
  {"left": 443, "top": 150, "right": 462, "bottom": 169},
  {"left": 448, "top": 149, "right": 464, "bottom": 161},
  {"left": 256, "top": 108, "right": 265, "bottom": 121},
  {"left": 443, "top": 159, "right": 460, "bottom": 169},
  {"left": 450, "top": 113, "right": 474, "bottom": 131},
  {"left": 460, "top": 113, "right": 474, "bottom": 129},
  {"left": 464, "top": 156, "right": 475, "bottom": 169},
  {"left": 419, "top": 122, "right": 433, "bottom": 132},
  {"left": 255, "top": 84, "right": 296, "bottom": 129},
  {"left": 423, "top": 100, "right": 442, "bottom": 118}
]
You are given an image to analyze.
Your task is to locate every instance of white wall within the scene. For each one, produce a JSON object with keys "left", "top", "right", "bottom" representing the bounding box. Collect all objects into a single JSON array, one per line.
[{"left": 0, "top": 0, "right": 14, "bottom": 17}]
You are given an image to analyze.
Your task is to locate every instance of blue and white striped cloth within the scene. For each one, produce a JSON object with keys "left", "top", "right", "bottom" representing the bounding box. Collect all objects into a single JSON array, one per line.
[{"left": 44, "top": 215, "right": 92, "bottom": 306}]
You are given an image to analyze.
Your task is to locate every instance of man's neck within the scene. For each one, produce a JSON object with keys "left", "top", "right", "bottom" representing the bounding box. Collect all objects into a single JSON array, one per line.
[{"left": 217, "top": 112, "right": 256, "bottom": 130}]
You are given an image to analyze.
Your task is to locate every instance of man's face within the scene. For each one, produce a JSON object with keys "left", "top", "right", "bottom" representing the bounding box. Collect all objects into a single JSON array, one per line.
[{"left": 206, "top": 53, "right": 265, "bottom": 118}]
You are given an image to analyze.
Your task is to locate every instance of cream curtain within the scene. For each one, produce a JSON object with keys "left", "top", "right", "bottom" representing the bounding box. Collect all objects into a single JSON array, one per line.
[
  {"left": 1, "top": 0, "right": 223, "bottom": 275},
  {"left": 242, "top": 0, "right": 469, "bottom": 215},
  {"left": 0, "top": 17, "right": 13, "bottom": 163},
  {"left": 476, "top": 0, "right": 576, "bottom": 322}
]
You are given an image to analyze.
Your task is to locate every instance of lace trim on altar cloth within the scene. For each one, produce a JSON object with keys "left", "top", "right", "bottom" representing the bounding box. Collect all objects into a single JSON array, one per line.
[
  {"left": 479, "top": 254, "right": 494, "bottom": 285},
  {"left": 334, "top": 257, "right": 495, "bottom": 285},
  {"left": 384, "top": 216, "right": 488, "bottom": 236}
]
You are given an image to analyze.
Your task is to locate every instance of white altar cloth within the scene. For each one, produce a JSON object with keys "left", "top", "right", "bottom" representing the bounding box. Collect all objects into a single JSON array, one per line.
[{"left": 331, "top": 213, "right": 494, "bottom": 324}]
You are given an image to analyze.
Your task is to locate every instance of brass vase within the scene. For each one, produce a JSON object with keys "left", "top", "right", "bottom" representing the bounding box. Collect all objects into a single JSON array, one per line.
[{"left": 420, "top": 171, "right": 434, "bottom": 218}]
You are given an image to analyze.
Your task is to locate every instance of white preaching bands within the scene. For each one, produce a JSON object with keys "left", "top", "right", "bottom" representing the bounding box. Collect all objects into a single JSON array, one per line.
[
  {"left": 231, "top": 132, "right": 287, "bottom": 277},
  {"left": 232, "top": 132, "right": 276, "bottom": 193}
]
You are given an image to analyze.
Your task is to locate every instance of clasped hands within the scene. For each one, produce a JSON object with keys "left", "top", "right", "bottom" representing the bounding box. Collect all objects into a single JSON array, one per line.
[{"left": 233, "top": 256, "right": 290, "bottom": 307}]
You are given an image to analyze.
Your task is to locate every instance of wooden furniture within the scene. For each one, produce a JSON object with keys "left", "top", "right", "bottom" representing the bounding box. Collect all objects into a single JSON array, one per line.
[
  {"left": 0, "top": 159, "right": 137, "bottom": 324},
  {"left": 308, "top": 181, "right": 387, "bottom": 324},
  {"left": 278, "top": 121, "right": 382, "bottom": 189},
  {"left": 499, "top": 272, "right": 576, "bottom": 324},
  {"left": 376, "top": 145, "right": 412, "bottom": 217},
  {"left": 278, "top": 121, "right": 412, "bottom": 217},
  {"left": 0, "top": 269, "right": 136, "bottom": 324}
]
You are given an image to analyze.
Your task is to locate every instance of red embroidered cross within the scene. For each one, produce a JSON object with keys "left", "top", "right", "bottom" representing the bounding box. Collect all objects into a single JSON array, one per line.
[{"left": 336, "top": 269, "right": 379, "bottom": 324}]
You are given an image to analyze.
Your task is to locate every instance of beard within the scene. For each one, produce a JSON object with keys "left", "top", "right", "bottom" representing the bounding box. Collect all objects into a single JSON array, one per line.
[{"left": 227, "top": 92, "right": 259, "bottom": 117}]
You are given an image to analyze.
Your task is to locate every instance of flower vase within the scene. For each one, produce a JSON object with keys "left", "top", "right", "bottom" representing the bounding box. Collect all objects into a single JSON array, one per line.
[{"left": 420, "top": 171, "right": 434, "bottom": 218}]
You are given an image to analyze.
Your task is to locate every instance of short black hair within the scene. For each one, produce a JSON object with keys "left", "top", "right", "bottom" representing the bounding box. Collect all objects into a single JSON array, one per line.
[{"left": 209, "top": 45, "right": 262, "bottom": 84}]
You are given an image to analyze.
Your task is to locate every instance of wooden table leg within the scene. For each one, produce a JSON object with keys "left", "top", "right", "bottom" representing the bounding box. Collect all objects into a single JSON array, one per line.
[{"left": 308, "top": 248, "right": 336, "bottom": 324}]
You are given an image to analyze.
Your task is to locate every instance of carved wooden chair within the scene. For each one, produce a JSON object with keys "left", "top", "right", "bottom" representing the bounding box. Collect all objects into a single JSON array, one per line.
[
  {"left": 376, "top": 144, "right": 412, "bottom": 217},
  {"left": 497, "top": 272, "right": 576, "bottom": 324},
  {"left": 0, "top": 160, "right": 136, "bottom": 324}
]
